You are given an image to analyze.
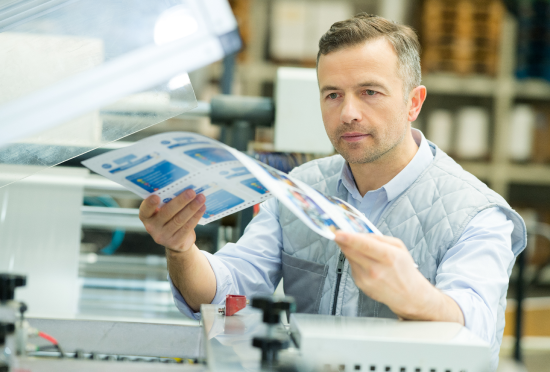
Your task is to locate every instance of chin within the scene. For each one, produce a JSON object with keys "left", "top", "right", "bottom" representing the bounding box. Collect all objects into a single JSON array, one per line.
[
  {"left": 337, "top": 150, "right": 366, "bottom": 164},
  {"left": 339, "top": 147, "right": 383, "bottom": 164}
]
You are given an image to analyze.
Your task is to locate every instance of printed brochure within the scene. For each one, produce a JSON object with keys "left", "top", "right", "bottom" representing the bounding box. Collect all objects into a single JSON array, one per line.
[{"left": 82, "top": 132, "right": 381, "bottom": 240}]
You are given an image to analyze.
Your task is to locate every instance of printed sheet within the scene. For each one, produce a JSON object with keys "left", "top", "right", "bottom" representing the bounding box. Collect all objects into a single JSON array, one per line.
[
  {"left": 83, "top": 132, "right": 381, "bottom": 238},
  {"left": 224, "top": 147, "right": 381, "bottom": 239},
  {"left": 83, "top": 132, "right": 271, "bottom": 225}
]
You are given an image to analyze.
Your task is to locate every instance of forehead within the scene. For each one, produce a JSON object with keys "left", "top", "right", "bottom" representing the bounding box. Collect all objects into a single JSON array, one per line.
[{"left": 317, "top": 37, "right": 401, "bottom": 88}]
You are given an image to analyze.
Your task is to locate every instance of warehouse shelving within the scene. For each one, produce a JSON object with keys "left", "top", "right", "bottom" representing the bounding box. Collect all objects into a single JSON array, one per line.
[
  {"left": 421, "top": 15, "right": 550, "bottom": 198},
  {"left": 223, "top": 6, "right": 550, "bottom": 200}
]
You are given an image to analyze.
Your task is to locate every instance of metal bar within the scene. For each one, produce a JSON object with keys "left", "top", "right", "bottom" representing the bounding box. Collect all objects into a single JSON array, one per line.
[
  {"left": 81, "top": 206, "right": 145, "bottom": 232},
  {"left": 514, "top": 250, "right": 526, "bottom": 361}
]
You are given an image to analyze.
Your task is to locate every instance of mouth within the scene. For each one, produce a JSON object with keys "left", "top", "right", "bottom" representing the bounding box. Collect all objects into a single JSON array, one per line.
[{"left": 340, "top": 132, "right": 370, "bottom": 142}]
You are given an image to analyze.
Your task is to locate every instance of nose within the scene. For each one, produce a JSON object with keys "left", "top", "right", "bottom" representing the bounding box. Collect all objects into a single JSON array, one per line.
[{"left": 340, "top": 95, "right": 362, "bottom": 124}]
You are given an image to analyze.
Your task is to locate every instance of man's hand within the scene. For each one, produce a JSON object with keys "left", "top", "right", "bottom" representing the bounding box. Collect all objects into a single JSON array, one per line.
[
  {"left": 334, "top": 232, "right": 464, "bottom": 324},
  {"left": 140, "top": 190, "right": 215, "bottom": 311},
  {"left": 139, "top": 189, "right": 206, "bottom": 252}
]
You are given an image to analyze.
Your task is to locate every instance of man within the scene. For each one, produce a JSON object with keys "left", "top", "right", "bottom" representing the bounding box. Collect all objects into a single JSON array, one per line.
[{"left": 139, "top": 14, "right": 526, "bottom": 370}]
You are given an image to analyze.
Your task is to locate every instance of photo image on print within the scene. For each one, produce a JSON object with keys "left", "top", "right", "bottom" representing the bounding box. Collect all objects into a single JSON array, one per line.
[
  {"left": 342, "top": 211, "right": 373, "bottom": 233},
  {"left": 258, "top": 162, "right": 300, "bottom": 189},
  {"left": 285, "top": 188, "right": 338, "bottom": 234},
  {"left": 326, "top": 195, "right": 359, "bottom": 215},
  {"left": 322, "top": 195, "right": 373, "bottom": 233}
]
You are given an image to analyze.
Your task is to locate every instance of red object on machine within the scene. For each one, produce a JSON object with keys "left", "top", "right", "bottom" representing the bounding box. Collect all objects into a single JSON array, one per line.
[
  {"left": 38, "top": 331, "right": 58, "bottom": 346},
  {"left": 225, "top": 294, "right": 247, "bottom": 316}
]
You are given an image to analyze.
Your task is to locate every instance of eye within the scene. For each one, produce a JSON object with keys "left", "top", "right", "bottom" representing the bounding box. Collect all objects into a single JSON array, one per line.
[
  {"left": 327, "top": 92, "right": 339, "bottom": 100},
  {"left": 365, "top": 90, "right": 377, "bottom": 96}
]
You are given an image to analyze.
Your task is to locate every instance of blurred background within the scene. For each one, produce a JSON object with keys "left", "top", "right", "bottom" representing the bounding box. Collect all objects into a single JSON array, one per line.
[{"left": 2, "top": 0, "right": 550, "bottom": 370}]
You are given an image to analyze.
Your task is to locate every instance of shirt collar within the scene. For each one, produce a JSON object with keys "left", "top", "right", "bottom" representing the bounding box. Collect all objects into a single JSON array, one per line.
[{"left": 337, "top": 129, "right": 434, "bottom": 202}]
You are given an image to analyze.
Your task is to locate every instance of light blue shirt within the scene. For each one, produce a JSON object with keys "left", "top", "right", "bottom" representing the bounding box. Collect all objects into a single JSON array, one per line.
[{"left": 169, "top": 129, "right": 515, "bottom": 356}]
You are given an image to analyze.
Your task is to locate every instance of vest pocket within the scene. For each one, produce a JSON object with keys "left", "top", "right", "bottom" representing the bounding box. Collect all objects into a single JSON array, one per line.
[{"left": 281, "top": 251, "right": 329, "bottom": 314}]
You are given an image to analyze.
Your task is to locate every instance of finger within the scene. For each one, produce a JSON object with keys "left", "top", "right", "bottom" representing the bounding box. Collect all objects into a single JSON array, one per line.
[
  {"left": 164, "top": 193, "right": 206, "bottom": 236},
  {"left": 157, "top": 189, "right": 197, "bottom": 225},
  {"left": 345, "top": 251, "right": 377, "bottom": 272},
  {"left": 335, "top": 231, "right": 395, "bottom": 264},
  {"left": 139, "top": 195, "right": 161, "bottom": 220},
  {"left": 368, "top": 234, "right": 408, "bottom": 251},
  {"left": 170, "top": 204, "right": 207, "bottom": 242},
  {"left": 346, "top": 259, "right": 378, "bottom": 295}
]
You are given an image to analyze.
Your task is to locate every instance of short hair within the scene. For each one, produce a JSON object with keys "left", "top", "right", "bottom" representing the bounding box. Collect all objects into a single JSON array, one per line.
[{"left": 317, "top": 13, "right": 422, "bottom": 98}]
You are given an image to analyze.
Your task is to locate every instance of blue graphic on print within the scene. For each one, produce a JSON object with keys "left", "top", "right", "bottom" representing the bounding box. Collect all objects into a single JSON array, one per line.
[
  {"left": 109, "top": 154, "right": 154, "bottom": 174},
  {"left": 240, "top": 178, "right": 269, "bottom": 194},
  {"left": 114, "top": 154, "right": 136, "bottom": 165},
  {"left": 203, "top": 190, "right": 244, "bottom": 218},
  {"left": 126, "top": 160, "right": 189, "bottom": 193},
  {"left": 184, "top": 147, "right": 236, "bottom": 165},
  {"left": 102, "top": 164, "right": 112, "bottom": 169},
  {"left": 167, "top": 136, "right": 210, "bottom": 149},
  {"left": 194, "top": 184, "right": 213, "bottom": 194},
  {"left": 174, "top": 185, "right": 195, "bottom": 196},
  {"left": 174, "top": 184, "right": 212, "bottom": 196},
  {"left": 224, "top": 167, "right": 251, "bottom": 179}
]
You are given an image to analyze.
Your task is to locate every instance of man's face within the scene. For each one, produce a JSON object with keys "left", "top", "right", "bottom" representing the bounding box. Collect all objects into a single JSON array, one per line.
[{"left": 318, "top": 37, "right": 410, "bottom": 164}]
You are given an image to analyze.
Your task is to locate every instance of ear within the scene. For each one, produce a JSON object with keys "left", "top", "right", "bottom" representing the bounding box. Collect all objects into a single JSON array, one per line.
[{"left": 407, "top": 85, "right": 427, "bottom": 123}]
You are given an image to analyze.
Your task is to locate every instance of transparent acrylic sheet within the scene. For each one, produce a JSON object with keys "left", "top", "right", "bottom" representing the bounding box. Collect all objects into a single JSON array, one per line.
[
  {"left": 0, "top": 0, "right": 240, "bottom": 188},
  {"left": 0, "top": 75, "right": 197, "bottom": 188}
]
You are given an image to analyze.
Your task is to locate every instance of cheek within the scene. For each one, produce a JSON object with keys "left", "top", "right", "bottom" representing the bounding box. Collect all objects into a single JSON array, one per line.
[
  {"left": 321, "top": 104, "right": 337, "bottom": 131},
  {"left": 379, "top": 103, "right": 407, "bottom": 133}
]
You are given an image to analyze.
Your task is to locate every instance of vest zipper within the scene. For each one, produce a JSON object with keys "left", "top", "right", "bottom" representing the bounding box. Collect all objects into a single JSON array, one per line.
[{"left": 331, "top": 252, "right": 346, "bottom": 315}]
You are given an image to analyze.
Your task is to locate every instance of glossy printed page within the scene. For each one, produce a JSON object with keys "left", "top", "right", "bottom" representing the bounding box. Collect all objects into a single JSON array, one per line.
[
  {"left": 226, "top": 148, "right": 382, "bottom": 240},
  {"left": 84, "top": 130, "right": 380, "bottom": 237},
  {"left": 83, "top": 132, "right": 272, "bottom": 225}
]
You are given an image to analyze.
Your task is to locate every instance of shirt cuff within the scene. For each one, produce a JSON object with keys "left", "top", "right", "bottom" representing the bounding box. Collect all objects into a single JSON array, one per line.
[
  {"left": 168, "top": 250, "right": 236, "bottom": 320},
  {"left": 442, "top": 288, "right": 495, "bottom": 346}
]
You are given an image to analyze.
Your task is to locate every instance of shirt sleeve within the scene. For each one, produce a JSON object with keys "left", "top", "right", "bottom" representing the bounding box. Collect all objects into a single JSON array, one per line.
[
  {"left": 169, "top": 197, "right": 283, "bottom": 319},
  {"left": 435, "top": 207, "right": 515, "bottom": 346}
]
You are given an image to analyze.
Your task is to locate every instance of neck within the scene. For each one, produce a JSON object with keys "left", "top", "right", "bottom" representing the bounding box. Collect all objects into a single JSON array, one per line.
[{"left": 349, "top": 128, "right": 419, "bottom": 197}]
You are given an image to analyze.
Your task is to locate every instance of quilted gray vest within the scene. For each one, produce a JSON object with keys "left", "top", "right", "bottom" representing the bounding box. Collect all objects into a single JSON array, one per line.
[{"left": 279, "top": 145, "right": 526, "bottom": 368}]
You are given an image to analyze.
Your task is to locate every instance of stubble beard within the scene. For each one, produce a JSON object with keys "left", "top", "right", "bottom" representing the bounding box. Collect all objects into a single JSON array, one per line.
[{"left": 329, "top": 113, "right": 408, "bottom": 165}]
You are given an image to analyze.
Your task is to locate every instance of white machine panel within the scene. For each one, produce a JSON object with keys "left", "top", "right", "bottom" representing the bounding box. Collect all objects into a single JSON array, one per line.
[
  {"left": 290, "top": 314, "right": 491, "bottom": 372},
  {"left": 0, "top": 166, "right": 88, "bottom": 317},
  {"left": 274, "top": 67, "right": 334, "bottom": 155}
]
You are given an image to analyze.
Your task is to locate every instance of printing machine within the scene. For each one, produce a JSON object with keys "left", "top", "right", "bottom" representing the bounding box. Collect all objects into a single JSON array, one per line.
[
  {"left": 0, "top": 1, "right": 493, "bottom": 371},
  {"left": 0, "top": 0, "right": 244, "bottom": 321},
  {"left": 0, "top": 276, "right": 491, "bottom": 372}
]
